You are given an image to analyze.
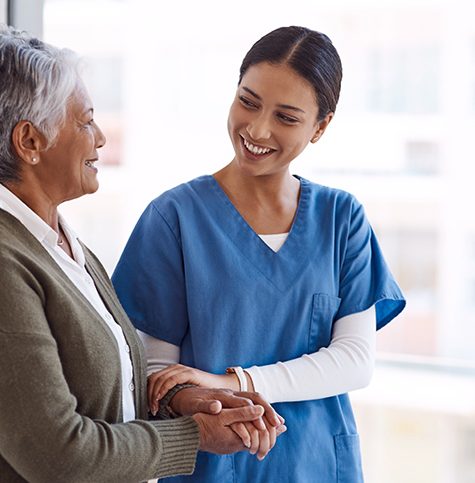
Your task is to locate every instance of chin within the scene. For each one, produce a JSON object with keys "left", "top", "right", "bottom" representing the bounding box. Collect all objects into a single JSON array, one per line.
[{"left": 82, "top": 181, "right": 100, "bottom": 196}]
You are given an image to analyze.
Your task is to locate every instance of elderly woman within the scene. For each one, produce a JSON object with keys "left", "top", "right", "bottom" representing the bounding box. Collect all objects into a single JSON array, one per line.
[{"left": 0, "top": 25, "right": 284, "bottom": 483}]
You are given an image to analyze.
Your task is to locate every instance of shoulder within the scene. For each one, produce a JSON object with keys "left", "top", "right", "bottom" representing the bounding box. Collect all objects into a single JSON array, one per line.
[
  {"left": 299, "top": 177, "right": 362, "bottom": 215},
  {"left": 0, "top": 210, "right": 39, "bottom": 267},
  {"left": 150, "top": 176, "right": 210, "bottom": 212},
  {"left": 139, "top": 176, "right": 211, "bottom": 231},
  {"left": 0, "top": 210, "right": 47, "bottom": 304}
]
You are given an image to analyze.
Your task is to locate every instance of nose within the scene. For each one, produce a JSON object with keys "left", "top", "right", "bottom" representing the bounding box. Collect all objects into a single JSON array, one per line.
[
  {"left": 94, "top": 123, "right": 106, "bottom": 149},
  {"left": 246, "top": 113, "right": 272, "bottom": 142}
]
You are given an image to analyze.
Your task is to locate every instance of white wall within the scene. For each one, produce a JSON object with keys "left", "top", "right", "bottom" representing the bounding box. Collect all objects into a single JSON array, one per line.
[
  {"left": 8, "top": 0, "right": 43, "bottom": 36},
  {"left": 0, "top": 0, "right": 7, "bottom": 23}
]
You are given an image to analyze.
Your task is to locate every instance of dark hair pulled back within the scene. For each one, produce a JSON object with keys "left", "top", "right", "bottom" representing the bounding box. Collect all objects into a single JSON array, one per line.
[{"left": 239, "top": 26, "right": 342, "bottom": 121}]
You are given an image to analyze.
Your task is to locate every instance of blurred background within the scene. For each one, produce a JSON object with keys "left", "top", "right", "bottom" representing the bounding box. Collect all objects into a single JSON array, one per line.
[{"left": 4, "top": 0, "right": 475, "bottom": 481}]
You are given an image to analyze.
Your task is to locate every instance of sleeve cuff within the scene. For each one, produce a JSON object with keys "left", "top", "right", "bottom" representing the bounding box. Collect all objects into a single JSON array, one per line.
[
  {"left": 149, "top": 416, "right": 200, "bottom": 479},
  {"left": 244, "top": 365, "right": 271, "bottom": 401}
]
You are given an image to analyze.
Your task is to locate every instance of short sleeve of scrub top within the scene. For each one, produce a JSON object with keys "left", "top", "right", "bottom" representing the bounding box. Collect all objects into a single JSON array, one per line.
[
  {"left": 334, "top": 198, "right": 404, "bottom": 329},
  {"left": 112, "top": 201, "right": 188, "bottom": 346}
]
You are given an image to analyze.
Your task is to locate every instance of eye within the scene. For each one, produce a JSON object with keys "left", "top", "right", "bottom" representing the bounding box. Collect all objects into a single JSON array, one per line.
[
  {"left": 81, "top": 118, "right": 94, "bottom": 130},
  {"left": 239, "top": 96, "right": 258, "bottom": 109},
  {"left": 277, "top": 113, "right": 299, "bottom": 124}
]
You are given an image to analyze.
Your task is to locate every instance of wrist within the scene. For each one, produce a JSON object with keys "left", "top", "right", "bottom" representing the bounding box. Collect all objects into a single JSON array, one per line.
[
  {"left": 244, "top": 371, "right": 255, "bottom": 392},
  {"left": 223, "top": 373, "right": 241, "bottom": 391},
  {"left": 226, "top": 366, "right": 253, "bottom": 392},
  {"left": 161, "top": 384, "right": 195, "bottom": 418}
]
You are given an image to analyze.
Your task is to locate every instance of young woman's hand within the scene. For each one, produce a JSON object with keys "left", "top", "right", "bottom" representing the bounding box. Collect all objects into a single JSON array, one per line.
[
  {"left": 230, "top": 417, "right": 286, "bottom": 460},
  {"left": 148, "top": 364, "right": 238, "bottom": 415},
  {"left": 193, "top": 405, "right": 265, "bottom": 455}
]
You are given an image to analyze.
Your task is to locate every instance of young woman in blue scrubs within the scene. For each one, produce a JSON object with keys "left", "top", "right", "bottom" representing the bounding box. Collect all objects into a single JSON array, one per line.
[{"left": 113, "top": 26, "right": 405, "bottom": 483}]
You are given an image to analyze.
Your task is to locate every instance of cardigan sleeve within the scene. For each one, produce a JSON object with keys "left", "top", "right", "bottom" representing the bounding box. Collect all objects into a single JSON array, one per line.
[{"left": 0, "top": 251, "right": 199, "bottom": 483}]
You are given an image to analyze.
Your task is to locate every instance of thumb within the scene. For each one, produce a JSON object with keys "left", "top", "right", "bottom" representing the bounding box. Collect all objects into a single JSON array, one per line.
[
  {"left": 192, "top": 398, "right": 222, "bottom": 414},
  {"left": 221, "top": 405, "right": 264, "bottom": 426}
]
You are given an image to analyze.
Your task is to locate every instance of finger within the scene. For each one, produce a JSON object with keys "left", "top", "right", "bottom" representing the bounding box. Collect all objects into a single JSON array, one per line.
[
  {"left": 255, "top": 415, "right": 284, "bottom": 461},
  {"left": 264, "top": 416, "right": 277, "bottom": 451},
  {"left": 220, "top": 405, "right": 264, "bottom": 426},
  {"left": 245, "top": 422, "right": 259, "bottom": 455},
  {"left": 236, "top": 392, "right": 280, "bottom": 427},
  {"left": 151, "top": 368, "right": 190, "bottom": 402},
  {"left": 208, "top": 392, "right": 254, "bottom": 409},
  {"left": 230, "top": 422, "right": 251, "bottom": 448},
  {"left": 190, "top": 398, "right": 222, "bottom": 415},
  {"left": 148, "top": 366, "right": 186, "bottom": 414},
  {"left": 152, "top": 376, "right": 181, "bottom": 404},
  {"left": 147, "top": 379, "right": 159, "bottom": 416},
  {"left": 251, "top": 417, "right": 266, "bottom": 431},
  {"left": 254, "top": 419, "right": 271, "bottom": 460}
]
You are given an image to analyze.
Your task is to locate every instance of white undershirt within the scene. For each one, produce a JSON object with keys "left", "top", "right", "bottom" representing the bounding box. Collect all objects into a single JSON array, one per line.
[
  {"left": 138, "top": 233, "right": 376, "bottom": 403},
  {"left": 0, "top": 184, "right": 136, "bottom": 422}
]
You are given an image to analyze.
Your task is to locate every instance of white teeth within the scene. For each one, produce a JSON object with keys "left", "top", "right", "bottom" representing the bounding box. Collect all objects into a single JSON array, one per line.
[
  {"left": 243, "top": 138, "right": 271, "bottom": 155},
  {"left": 85, "top": 160, "right": 95, "bottom": 167}
]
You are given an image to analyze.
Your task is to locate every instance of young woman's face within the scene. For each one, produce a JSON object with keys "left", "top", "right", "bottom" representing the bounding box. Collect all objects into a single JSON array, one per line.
[{"left": 227, "top": 61, "right": 328, "bottom": 178}]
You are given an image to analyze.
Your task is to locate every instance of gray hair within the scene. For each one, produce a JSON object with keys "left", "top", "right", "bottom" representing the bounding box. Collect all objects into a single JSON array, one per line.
[{"left": 0, "top": 24, "right": 80, "bottom": 183}]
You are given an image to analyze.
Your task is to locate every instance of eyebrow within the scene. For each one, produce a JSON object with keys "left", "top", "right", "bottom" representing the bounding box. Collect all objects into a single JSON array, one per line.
[{"left": 241, "top": 86, "right": 306, "bottom": 114}]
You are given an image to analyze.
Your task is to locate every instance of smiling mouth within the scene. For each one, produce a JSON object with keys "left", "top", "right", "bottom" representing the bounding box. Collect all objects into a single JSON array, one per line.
[
  {"left": 241, "top": 136, "right": 275, "bottom": 156},
  {"left": 85, "top": 159, "right": 97, "bottom": 168}
]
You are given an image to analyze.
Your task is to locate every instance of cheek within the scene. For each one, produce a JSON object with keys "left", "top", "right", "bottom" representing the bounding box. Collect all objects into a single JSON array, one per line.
[{"left": 227, "top": 104, "right": 239, "bottom": 138}]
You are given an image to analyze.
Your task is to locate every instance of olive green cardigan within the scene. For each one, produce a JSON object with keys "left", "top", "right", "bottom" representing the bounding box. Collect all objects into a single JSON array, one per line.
[{"left": 0, "top": 209, "right": 199, "bottom": 482}]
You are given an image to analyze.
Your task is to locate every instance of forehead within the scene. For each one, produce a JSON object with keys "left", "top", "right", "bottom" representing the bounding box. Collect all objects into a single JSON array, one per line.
[
  {"left": 67, "top": 81, "right": 93, "bottom": 116},
  {"left": 240, "top": 62, "right": 318, "bottom": 111}
]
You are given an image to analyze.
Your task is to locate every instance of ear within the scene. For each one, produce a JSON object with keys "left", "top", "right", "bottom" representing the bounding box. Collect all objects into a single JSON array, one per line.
[
  {"left": 11, "top": 121, "right": 46, "bottom": 166},
  {"left": 310, "top": 112, "right": 334, "bottom": 144}
]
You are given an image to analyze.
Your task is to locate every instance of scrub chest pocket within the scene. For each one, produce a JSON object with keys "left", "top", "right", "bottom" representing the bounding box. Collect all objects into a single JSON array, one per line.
[{"left": 308, "top": 293, "right": 342, "bottom": 352}]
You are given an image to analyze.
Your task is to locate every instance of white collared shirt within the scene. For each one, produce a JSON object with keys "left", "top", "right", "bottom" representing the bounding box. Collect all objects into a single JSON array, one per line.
[{"left": 0, "top": 184, "right": 136, "bottom": 422}]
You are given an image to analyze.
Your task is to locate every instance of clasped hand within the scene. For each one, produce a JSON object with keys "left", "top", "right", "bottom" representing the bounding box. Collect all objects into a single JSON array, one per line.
[{"left": 149, "top": 368, "right": 286, "bottom": 460}]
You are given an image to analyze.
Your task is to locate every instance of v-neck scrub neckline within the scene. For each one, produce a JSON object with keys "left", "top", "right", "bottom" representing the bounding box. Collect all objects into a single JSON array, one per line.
[{"left": 204, "top": 174, "right": 314, "bottom": 293}]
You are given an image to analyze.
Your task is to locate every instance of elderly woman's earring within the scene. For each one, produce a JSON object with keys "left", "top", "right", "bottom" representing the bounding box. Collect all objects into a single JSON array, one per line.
[{"left": 31, "top": 157, "right": 38, "bottom": 164}]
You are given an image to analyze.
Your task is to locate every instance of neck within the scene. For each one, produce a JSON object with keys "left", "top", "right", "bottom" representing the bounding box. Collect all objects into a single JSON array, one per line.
[
  {"left": 214, "top": 163, "right": 300, "bottom": 203},
  {"left": 3, "top": 180, "right": 61, "bottom": 233}
]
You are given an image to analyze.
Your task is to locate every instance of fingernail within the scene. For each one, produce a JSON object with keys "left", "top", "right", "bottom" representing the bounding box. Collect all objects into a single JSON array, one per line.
[{"left": 257, "top": 455, "right": 264, "bottom": 461}]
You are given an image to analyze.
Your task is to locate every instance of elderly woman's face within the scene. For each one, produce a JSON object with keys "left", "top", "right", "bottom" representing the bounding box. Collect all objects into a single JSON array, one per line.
[{"left": 38, "top": 81, "right": 105, "bottom": 202}]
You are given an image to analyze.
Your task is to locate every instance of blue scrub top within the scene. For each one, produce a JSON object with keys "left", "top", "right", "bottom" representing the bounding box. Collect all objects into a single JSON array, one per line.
[{"left": 113, "top": 175, "right": 405, "bottom": 483}]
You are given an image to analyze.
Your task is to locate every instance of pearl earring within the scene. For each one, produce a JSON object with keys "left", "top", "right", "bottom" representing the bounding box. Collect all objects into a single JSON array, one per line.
[{"left": 32, "top": 157, "right": 37, "bottom": 163}]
